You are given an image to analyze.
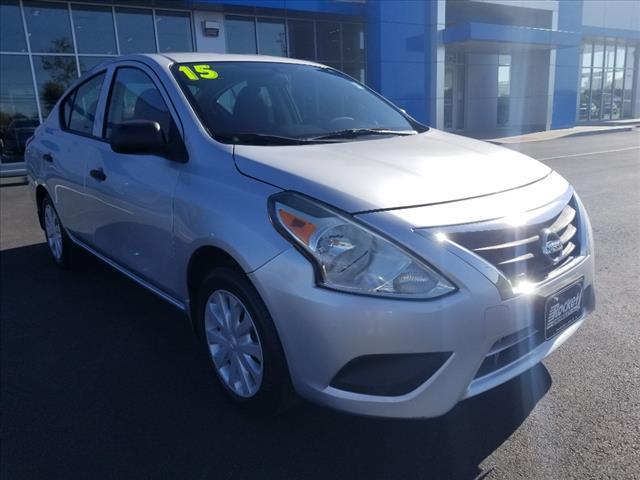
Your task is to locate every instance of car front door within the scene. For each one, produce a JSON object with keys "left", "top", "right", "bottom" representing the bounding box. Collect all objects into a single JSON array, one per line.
[{"left": 84, "top": 64, "right": 184, "bottom": 295}]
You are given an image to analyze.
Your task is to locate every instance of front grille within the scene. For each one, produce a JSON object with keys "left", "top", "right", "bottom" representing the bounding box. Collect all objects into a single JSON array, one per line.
[{"left": 444, "top": 197, "right": 581, "bottom": 283}]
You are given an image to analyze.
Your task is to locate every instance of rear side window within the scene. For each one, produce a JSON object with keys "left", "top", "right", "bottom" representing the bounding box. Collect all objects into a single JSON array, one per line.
[
  {"left": 104, "top": 67, "right": 172, "bottom": 139},
  {"left": 64, "top": 73, "right": 106, "bottom": 136}
]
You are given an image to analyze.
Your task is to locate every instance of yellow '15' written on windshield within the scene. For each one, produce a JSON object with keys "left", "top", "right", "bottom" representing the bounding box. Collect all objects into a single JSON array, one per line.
[{"left": 178, "top": 64, "right": 219, "bottom": 80}]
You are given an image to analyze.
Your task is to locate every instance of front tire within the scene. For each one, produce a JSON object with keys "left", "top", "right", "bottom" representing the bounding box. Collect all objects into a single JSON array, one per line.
[
  {"left": 195, "top": 267, "right": 294, "bottom": 414},
  {"left": 41, "top": 195, "right": 77, "bottom": 267}
]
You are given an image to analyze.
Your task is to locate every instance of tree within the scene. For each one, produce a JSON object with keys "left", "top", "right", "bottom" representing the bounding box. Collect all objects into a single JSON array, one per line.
[{"left": 39, "top": 38, "right": 78, "bottom": 112}]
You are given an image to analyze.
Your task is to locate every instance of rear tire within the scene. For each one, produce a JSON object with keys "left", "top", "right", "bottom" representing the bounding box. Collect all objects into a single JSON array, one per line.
[
  {"left": 194, "top": 267, "right": 294, "bottom": 415},
  {"left": 41, "top": 195, "right": 78, "bottom": 268}
]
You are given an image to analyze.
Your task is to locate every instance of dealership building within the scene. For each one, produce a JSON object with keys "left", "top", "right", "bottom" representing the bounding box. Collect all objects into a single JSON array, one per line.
[{"left": 1, "top": 0, "right": 639, "bottom": 175}]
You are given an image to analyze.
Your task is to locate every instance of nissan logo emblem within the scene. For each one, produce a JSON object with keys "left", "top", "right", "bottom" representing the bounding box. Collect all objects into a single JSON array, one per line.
[{"left": 540, "top": 228, "right": 563, "bottom": 264}]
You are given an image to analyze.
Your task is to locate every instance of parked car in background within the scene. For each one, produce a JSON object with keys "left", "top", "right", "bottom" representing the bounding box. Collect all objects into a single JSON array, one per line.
[
  {"left": 0, "top": 118, "right": 39, "bottom": 162},
  {"left": 579, "top": 102, "right": 598, "bottom": 119},
  {"left": 25, "top": 54, "right": 595, "bottom": 418}
]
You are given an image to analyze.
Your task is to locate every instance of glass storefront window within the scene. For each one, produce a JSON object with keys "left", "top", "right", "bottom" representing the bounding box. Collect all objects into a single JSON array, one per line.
[
  {"left": 444, "top": 62, "right": 454, "bottom": 129},
  {"left": 156, "top": 11, "right": 193, "bottom": 53},
  {"left": 257, "top": 19, "right": 287, "bottom": 57},
  {"left": 498, "top": 54, "right": 511, "bottom": 66},
  {"left": 578, "top": 39, "right": 637, "bottom": 121},
  {"left": 342, "top": 63, "right": 365, "bottom": 83},
  {"left": 497, "top": 65, "right": 511, "bottom": 97},
  {"left": 32, "top": 55, "right": 78, "bottom": 117},
  {"left": 1, "top": 1, "right": 198, "bottom": 167},
  {"left": 226, "top": 16, "right": 257, "bottom": 54},
  {"left": 342, "top": 24, "right": 364, "bottom": 63},
  {"left": 605, "top": 40, "right": 616, "bottom": 69},
  {"left": 78, "top": 56, "right": 110, "bottom": 74},
  {"left": 497, "top": 55, "right": 511, "bottom": 126},
  {"left": 0, "top": 55, "right": 39, "bottom": 163},
  {"left": 616, "top": 44, "right": 626, "bottom": 70},
  {"left": 579, "top": 68, "right": 592, "bottom": 121},
  {"left": 612, "top": 69, "right": 624, "bottom": 120},
  {"left": 23, "top": 1, "right": 74, "bottom": 53},
  {"left": 581, "top": 42, "right": 593, "bottom": 69},
  {"left": 590, "top": 68, "right": 603, "bottom": 120},
  {"left": 602, "top": 70, "right": 614, "bottom": 119},
  {"left": 316, "top": 22, "right": 341, "bottom": 62},
  {"left": 593, "top": 42, "right": 605, "bottom": 69},
  {"left": 626, "top": 46, "right": 635, "bottom": 72},
  {"left": 444, "top": 52, "right": 465, "bottom": 130},
  {"left": 72, "top": 5, "right": 117, "bottom": 55},
  {"left": 225, "top": 15, "right": 365, "bottom": 81},
  {"left": 288, "top": 20, "right": 315, "bottom": 61},
  {"left": 1, "top": 1, "right": 28, "bottom": 53},
  {"left": 115, "top": 8, "right": 157, "bottom": 54},
  {"left": 622, "top": 69, "right": 633, "bottom": 117}
]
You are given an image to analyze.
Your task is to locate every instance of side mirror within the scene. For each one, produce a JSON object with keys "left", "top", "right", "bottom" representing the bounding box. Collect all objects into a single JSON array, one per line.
[{"left": 110, "top": 120, "right": 167, "bottom": 156}]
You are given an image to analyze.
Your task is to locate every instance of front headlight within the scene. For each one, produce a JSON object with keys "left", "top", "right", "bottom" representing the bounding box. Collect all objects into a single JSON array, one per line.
[{"left": 269, "top": 192, "right": 456, "bottom": 299}]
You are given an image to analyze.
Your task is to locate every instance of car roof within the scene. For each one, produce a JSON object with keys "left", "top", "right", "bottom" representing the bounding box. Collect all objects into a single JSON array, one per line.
[{"left": 103, "top": 52, "right": 324, "bottom": 69}]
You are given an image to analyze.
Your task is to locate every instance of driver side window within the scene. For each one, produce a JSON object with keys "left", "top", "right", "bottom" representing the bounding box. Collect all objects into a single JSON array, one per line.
[{"left": 104, "top": 68, "right": 172, "bottom": 140}]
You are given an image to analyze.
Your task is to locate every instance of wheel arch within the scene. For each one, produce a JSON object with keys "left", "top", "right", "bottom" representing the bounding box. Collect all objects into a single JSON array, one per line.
[
  {"left": 186, "top": 245, "right": 245, "bottom": 307},
  {"left": 35, "top": 184, "right": 50, "bottom": 228}
]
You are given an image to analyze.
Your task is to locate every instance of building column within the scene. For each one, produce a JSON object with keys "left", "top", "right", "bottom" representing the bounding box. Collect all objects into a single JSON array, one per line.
[
  {"left": 365, "top": 0, "right": 441, "bottom": 125},
  {"left": 551, "top": 0, "right": 583, "bottom": 129}
]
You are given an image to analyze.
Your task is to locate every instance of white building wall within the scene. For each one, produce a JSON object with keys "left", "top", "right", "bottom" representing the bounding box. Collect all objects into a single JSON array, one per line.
[
  {"left": 467, "top": 0, "right": 558, "bottom": 13},
  {"left": 193, "top": 11, "right": 227, "bottom": 53},
  {"left": 463, "top": 50, "right": 551, "bottom": 134},
  {"left": 509, "top": 50, "right": 550, "bottom": 130},
  {"left": 465, "top": 53, "right": 498, "bottom": 132},
  {"left": 582, "top": 0, "right": 640, "bottom": 30}
]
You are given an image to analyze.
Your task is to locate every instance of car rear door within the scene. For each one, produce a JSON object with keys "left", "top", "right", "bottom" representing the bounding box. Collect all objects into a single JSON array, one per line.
[
  {"left": 84, "top": 63, "right": 184, "bottom": 295},
  {"left": 35, "top": 71, "right": 109, "bottom": 242}
]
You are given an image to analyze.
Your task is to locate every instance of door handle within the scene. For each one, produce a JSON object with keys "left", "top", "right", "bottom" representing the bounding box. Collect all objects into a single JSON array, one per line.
[
  {"left": 89, "top": 168, "right": 107, "bottom": 182},
  {"left": 43, "top": 153, "right": 53, "bottom": 163}
]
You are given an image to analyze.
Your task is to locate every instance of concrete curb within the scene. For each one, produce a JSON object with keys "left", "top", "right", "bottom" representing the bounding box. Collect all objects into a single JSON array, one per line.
[
  {"left": 489, "top": 124, "right": 638, "bottom": 145},
  {"left": 559, "top": 126, "right": 636, "bottom": 138}
]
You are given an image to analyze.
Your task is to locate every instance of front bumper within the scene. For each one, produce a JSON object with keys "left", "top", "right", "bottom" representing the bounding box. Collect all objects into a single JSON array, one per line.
[{"left": 250, "top": 241, "right": 595, "bottom": 418}]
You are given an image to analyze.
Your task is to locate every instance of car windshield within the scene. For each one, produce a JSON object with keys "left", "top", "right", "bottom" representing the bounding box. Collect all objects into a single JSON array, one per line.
[{"left": 171, "top": 61, "right": 426, "bottom": 144}]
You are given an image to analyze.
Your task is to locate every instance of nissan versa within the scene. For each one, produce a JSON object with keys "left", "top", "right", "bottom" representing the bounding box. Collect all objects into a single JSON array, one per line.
[{"left": 25, "top": 54, "right": 595, "bottom": 418}]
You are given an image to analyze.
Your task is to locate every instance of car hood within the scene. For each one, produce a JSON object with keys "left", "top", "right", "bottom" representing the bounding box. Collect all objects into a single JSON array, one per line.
[{"left": 233, "top": 128, "right": 551, "bottom": 213}]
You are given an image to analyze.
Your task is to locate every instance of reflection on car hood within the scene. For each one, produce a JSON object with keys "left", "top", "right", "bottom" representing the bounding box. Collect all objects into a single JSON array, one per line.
[{"left": 233, "top": 128, "right": 552, "bottom": 213}]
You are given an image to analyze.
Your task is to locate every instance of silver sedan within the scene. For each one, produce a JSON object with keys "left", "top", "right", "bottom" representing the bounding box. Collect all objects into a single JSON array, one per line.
[{"left": 26, "top": 53, "right": 595, "bottom": 418}]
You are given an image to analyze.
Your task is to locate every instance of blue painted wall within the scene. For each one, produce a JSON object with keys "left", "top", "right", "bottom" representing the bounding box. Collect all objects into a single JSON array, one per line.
[
  {"left": 551, "top": 0, "right": 583, "bottom": 130},
  {"left": 191, "top": 0, "right": 363, "bottom": 16},
  {"left": 365, "top": 1, "right": 433, "bottom": 124}
]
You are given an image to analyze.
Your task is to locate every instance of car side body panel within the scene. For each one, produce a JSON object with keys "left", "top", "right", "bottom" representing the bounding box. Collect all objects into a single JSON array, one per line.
[{"left": 171, "top": 133, "right": 290, "bottom": 302}]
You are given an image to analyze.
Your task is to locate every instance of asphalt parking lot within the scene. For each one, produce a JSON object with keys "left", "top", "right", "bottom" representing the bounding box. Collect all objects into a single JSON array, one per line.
[{"left": 1, "top": 130, "right": 639, "bottom": 479}]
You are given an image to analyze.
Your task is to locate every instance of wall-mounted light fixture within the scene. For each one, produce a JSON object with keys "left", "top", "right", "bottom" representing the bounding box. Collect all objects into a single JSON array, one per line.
[{"left": 203, "top": 21, "right": 220, "bottom": 37}]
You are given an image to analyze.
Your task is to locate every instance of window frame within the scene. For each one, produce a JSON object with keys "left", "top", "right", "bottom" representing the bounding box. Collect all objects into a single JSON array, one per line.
[
  {"left": 59, "top": 69, "right": 109, "bottom": 140},
  {"left": 101, "top": 63, "right": 187, "bottom": 161}
]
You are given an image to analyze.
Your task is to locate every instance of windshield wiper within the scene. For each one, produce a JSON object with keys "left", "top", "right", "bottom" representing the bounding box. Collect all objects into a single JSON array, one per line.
[
  {"left": 214, "top": 132, "right": 315, "bottom": 146},
  {"left": 308, "top": 128, "right": 417, "bottom": 141}
]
